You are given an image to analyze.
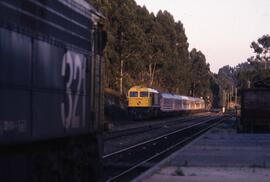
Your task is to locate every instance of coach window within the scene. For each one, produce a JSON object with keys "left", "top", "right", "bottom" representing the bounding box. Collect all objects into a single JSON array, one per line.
[
  {"left": 130, "top": 92, "right": 138, "bottom": 97},
  {"left": 183, "top": 100, "right": 189, "bottom": 108},
  {"left": 140, "top": 92, "right": 149, "bottom": 97}
]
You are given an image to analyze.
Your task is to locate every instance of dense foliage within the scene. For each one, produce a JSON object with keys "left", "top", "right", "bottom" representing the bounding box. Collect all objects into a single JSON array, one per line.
[
  {"left": 89, "top": 0, "right": 219, "bottom": 107},
  {"left": 218, "top": 35, "right": 270, "bottom": 90},
  {"left": 216, "top": 34, "right": 270, "bottom": 107}
]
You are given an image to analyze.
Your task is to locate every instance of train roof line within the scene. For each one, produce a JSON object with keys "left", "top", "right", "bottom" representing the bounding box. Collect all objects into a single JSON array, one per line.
[
  {"left": 129, "top": 86, "right": 204, "bottom": 100},
  {"left": 160, "top": 93, "right": 204, "bottom": 101},
  {"left": 129, "top": 86, "right": 159, "bottom": 93},
  {"left": 58, "top": 0, "right": 104, "bottom": 19}
]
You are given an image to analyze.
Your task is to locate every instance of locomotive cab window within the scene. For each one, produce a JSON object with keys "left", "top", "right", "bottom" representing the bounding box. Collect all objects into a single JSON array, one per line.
[
  {"left": 129, "top": 92, "right": 138, "bottom": 97},
  {"left": 140, "top": 92, "right": 149, "bottom": 97}
]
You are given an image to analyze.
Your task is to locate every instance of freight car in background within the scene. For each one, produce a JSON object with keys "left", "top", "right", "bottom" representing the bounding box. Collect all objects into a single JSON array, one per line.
[
  {"left": 104, "top": 88, "right": 128, "bottom": 122},
  {"left": 240, "top": 89, "right": 270, "bottom": 132},
  {"left": 128, "top": 86, "right": 205, "bottom": 119},
  {"left": 0, "top": 0, "right": 106, "bottom": 181}
]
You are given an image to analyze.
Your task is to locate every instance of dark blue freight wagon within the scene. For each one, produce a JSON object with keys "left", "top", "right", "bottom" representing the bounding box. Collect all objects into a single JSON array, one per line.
[
  {"left": 240, "top": 89, "right": 270, "bottom": 132},
  {"left": 0, "top": 0, "right": 106, "bottom": 181}
]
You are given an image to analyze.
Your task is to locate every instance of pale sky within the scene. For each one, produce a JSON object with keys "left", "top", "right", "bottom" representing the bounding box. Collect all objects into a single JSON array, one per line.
[{"left": 135, "top": 0, "right": 270, "bottom": 73}]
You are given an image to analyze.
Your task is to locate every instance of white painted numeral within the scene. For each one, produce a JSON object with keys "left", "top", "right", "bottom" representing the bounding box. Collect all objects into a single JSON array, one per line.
[{"left": 61, "top": 51, "right": 86, "bottom": 129}]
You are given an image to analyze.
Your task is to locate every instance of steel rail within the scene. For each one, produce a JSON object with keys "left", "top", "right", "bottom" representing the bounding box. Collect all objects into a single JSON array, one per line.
[
  {"left": 104, "top": 114, "right": 213, "bottom": 140},
  {"left": 103, "top": 115, "right": 220, "bottom": 159},
  {"left": 104, "top": 116, "right": 225, "bottom": 182}
]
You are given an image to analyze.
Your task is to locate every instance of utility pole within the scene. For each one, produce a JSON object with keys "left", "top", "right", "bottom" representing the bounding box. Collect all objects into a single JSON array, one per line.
[
  {"left": 247, "top": 80, "right": 251, "bottom": 88},
  {"left": 231, "top": 86, "right": 234, "bottom": 108},
  {"left": 228, "top": 89, "right": 231, "bottom": 109},
  {"left": 223, "top": 90, "right": 226, "bottom": 107},
  {"left": 235, "top": 87, "right": 238, "bottom": 106},
  {"left": 225, "top": 90, "right": 228, "bottom": 109},
  {"left": 193, "top": 82, "right": 195, "bottom": 97},
  {"left": 222, "top": 90, "right": 226, "bottom": 113}
]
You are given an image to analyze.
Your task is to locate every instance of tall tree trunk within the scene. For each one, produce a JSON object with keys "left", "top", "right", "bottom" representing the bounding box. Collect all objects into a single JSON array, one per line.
[
  {"left": 150, "top": 62, "right": 157, "bottom": 87},
  {"left": 148, "top": 52, "right": 159, "bottom": 87},
  {"left": 120, "top": 59, "right": 123, "bottom": 94}
]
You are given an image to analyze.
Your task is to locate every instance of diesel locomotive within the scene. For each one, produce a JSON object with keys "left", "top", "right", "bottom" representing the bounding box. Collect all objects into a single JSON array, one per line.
[
  {"left": 128, "top": 86, "right": 205, "bottom": 119},
  {"left": 0, "top": 0, "right": 106, "bottom": 181}
]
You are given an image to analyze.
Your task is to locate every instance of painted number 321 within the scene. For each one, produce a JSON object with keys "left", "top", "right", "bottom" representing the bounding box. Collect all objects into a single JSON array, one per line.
[{"left": 61, "top": 51, "right": 86, "bottom": 129}]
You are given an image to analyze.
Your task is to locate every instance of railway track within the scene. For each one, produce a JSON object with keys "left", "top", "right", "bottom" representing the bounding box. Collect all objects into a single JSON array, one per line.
[
  {"left": 104, "top": 113, "right": 214, "bottom": 140},
  {"left": 103, "top": 115, "right": 226, "bottom": 182},
  {"left": 104, "top": 114, "right": 220, "bottom": 155}
]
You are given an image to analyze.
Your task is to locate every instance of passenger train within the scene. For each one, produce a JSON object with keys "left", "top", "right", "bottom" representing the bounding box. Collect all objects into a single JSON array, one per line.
[{"left": 128, "top": 86, "right": 205, "bottom": 119}]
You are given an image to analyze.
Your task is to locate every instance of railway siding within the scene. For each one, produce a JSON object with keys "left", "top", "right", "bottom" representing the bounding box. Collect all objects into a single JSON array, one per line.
[
  {"left": 103, "top": 115, "right": 224, "bottom": 181},
  {"left": 106, "top": 112, "right": 212, "bottom": 132},
  {"left": 103, "top": 114, "right": 216, "bottom": 154},
  {"left": 138, "top": 118, "right": 270, "bottom": 182}
]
